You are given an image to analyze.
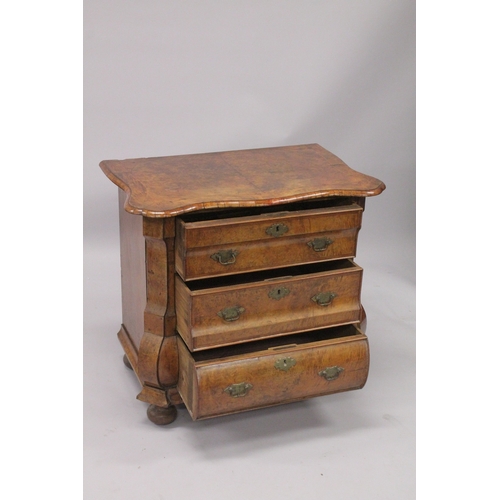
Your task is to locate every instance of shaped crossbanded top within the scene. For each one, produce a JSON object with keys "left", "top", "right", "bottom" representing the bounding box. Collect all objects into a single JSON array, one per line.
[{"left": 100, "top": 143, "right": 385, "bottom": 218}]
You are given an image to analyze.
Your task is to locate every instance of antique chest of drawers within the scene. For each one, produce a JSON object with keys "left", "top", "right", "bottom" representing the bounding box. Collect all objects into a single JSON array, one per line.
[{"left": 100, "top": 144, "right": 385, "bottom": 425}]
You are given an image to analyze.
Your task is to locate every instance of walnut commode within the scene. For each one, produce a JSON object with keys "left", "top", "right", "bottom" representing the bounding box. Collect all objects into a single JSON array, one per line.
[{"left": 100, "top": 144, "right": 385, "bottom": 425}]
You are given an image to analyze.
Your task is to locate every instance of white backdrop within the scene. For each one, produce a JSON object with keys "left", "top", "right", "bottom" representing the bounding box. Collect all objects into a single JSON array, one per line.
[{"left": 84, "top": 1, "right": 415, "bottom": 499}]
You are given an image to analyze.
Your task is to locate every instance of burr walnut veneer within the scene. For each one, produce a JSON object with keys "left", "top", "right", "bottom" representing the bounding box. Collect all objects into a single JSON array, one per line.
[{"left": 100, "top": 144, "right": 385, "bottom": 425}]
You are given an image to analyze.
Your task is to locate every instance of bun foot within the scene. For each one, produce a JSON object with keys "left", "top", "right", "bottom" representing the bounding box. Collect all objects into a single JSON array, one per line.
[
  {"left": 123, "top": 354, "right": 133, "bottom": 370},
  {"left": 147, "top": 404, "right": 178, "bottom": 426}
]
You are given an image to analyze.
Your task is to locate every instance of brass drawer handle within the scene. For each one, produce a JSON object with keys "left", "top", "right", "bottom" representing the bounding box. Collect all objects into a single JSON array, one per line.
[
  {"left": 266, "top": 222, "right": 289, "bottom": 237},
  {"left": 224, "top": 382, "right": 253, "bottom": 398},
  {"left": 311, "top": 291, "right": 336, "bottom": 306},
  {"left": 319, "top": 366, "right": 344, "bottom": 381},
  {"left": 275, "top": 357, "right": 296, "bottom": 371},
  {"left": 210, "top": 249, "right": 239, "bottom": 265},
  {"left": 268, "top": 286, "right": 290, "bottom": 300},
  {"left": 217, "top": 306, "right": 245, "bottom": 322},
  {"left": 307, "top": 237, "right": 332, "bottom": 252}
]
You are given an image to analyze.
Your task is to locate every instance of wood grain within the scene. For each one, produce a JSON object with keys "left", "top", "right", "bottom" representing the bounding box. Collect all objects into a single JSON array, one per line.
[
  {"left": 178, "top": 203, "right": 363, "bottom": 248},
  {"left": 177, "top": 325, "right": 369, "bottom": 420},
  {"left": 176, "top": 204, "right": 362, "bottom": 280},
  {"left": 117, "top": 324, "right": 139, "bottom": 377},
  {"left": 104, "top": 144, "right": 384, "bottom": 423},
  {"left": 175, "top": 260, "right": 363, "bottom": 350},
  {"left": 158, "top": 336, "right": 179, "bottom": 387},
  {"left": 118, "top": 189, "right": 146, "bottom": 349},
  {"left": 100, "top": 144, "right": 385, "bottom": 218}
]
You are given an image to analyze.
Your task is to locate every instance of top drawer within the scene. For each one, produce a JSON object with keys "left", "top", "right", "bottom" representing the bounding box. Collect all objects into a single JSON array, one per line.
[{"left": 175, "top": 203, "right": 363, "bottom": 280}]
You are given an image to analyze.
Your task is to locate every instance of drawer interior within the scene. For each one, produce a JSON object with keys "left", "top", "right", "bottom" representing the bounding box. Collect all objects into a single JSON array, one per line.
[
  {"left": 179, "top": 198, "right": 362, "bottom": 223},
  {"left": 187, "top": 323, "right": 363, "bottom": 362},
  {"left": 182, "top": 258, "right": 359, "bottom": 291}
]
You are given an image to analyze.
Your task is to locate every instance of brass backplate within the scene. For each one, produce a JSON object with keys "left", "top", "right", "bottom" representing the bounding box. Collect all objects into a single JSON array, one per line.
[
  {"left": 274, "top": 357, "right": 297, "bottom": 371},
  {"left": 311, "top": 291, "right": 336, "bottom": 307},
  {"left": 318, "top": 366, "right": 344, "bottom": 381},
  {"left": 210, "top": 249, "right": 239, "bottom": 265},
  {"left": 217, "top": 306, "right": 245, "bottom": 322},
  {"left": 224, "top": 382, "right": 253, "bottom": 398},
  {"left": 268, "top": 286, "right": 290, "bottom": 300},
  {"left": 266, "top": 223, "right": 289, "bottom": 237},
  {"left": 307, "top": 237, "right": 333, "bottom": 252}
]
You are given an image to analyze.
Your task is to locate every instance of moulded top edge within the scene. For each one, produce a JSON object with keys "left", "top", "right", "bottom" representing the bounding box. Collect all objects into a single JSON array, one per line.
[{"left": 100, "top": 144, "right": 385, "bottom": 217}]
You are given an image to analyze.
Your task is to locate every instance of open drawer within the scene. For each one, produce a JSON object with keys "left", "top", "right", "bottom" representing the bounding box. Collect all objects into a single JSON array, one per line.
[
  {"left": 175, "top": 203, "right": 363, "bottom": 280},
  {"left": 177, "top": 324, "right": 369, "bottom": 420},
  {"left": 175, "top": 259, "right": 363, "bottom": 351}
]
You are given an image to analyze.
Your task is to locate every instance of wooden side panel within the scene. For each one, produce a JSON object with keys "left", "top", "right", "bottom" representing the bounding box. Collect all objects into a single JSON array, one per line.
[
  {"left": 175, "top": 217, "right": 187, "bottom": 279},
  {"left": 137, "top": 332, "right": 163, "bottom": 388},
  {"left": 163, "top": 221, "right": 177, "bottom": 337},
  {"left": 176, "top": 266, "right": 363, "bottom": 350},
  {"left": 118, "top": 188, "right": 146, "bottom": 350},
  {"left": 117, "top": 325, "right": 139, "bottom": 373},
  {"left": 185, "top": 334, "right": 369, "bottom": 420},
  {"left": 158, "top": 336, "right": 179, "bottom": 387},
  {"left": 177, "top": 339, "right": 197, "bottom": 415},
  {"left": 143, "top": 233, "right": 167, "bottom": 335},
  {"left": 137, "top": 217, "right": 179, "bottom": 391},
  {"left": 175, "top": 277, "right": 192, "bottom": 347}
]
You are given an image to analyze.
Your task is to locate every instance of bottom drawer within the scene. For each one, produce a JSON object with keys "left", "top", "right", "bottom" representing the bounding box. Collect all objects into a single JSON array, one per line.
[{"left": 177, "top": 324, "right": 369, "bottom": 420}]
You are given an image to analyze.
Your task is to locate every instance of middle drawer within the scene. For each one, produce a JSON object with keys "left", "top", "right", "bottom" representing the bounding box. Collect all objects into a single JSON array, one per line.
[{"left": 175, "top": 259, "right": 363, "bottom": 351}]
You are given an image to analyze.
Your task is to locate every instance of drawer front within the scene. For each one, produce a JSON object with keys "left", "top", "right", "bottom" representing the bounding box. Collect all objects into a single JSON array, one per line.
[
  {"left": 175, "top": 262, "right": 363, "bottom": 351},
  {"left": 177, "top": 329, "right": 369, "bottom": 420},
  {"left": 175, "top": 204, "right": 362, "bottom": 280}
]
